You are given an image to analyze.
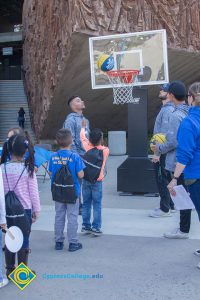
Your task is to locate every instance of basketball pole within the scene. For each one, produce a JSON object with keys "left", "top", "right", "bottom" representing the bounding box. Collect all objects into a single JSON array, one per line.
[{"left": 117, "top": 87, "right": 158, "bottom": 195}]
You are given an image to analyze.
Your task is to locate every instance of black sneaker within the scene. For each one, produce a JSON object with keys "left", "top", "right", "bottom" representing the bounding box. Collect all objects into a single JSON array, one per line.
[
  {"left": 55, "top": 242, "right": 64, "bottom": 250},
  {"left": 194, "top": 249, "right": 200, "bottom": 257},
  {"left": 81, "top": 226, "right": 92, "bottom": 234},
  {"left": 91, "top": 228, "right": 103, "bottom": 236},
  {"left": 68, "top": 242, "right": 83, "bottom": 252},
  {"left": 79, "top": 204, "right": 83, "bottom": 215}
]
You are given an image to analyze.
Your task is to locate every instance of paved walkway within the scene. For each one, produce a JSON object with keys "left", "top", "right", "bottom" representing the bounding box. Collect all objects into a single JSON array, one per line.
[{"left": 1, "top": 156, "right": 200, "bottom": 300}]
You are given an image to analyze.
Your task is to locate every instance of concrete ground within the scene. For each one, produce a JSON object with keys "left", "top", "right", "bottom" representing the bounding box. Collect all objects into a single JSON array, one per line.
[{"left": 1, "top": 156, "right": 200, "bottom": 299}]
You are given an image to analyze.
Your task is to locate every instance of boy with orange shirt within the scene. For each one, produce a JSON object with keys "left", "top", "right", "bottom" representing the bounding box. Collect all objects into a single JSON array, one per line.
[{"left": 80, "top": 120, "right": 109, "bottom": 236}]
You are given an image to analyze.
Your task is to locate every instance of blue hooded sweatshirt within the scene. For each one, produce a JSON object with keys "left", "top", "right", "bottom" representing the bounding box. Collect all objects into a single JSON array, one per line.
[
  {"left": 63, "top": 113, "right": 90, "bottom": 155},
  {"left": 176, "top": 107, "right": 200, "bottom": 179}
]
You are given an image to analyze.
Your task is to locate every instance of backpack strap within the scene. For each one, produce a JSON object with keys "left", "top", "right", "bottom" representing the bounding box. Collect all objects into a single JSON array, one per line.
[
  {"left": 4, "top": 163, "right": 10, "bottom": 191},
  {"left": 4, "top": 163, "right": 26, "bottom": 192}
]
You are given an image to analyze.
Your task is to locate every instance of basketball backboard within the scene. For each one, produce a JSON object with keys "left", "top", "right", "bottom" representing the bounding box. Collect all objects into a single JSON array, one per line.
[{"left": 89, "top": 29, "right": 169, "bottom": 89}]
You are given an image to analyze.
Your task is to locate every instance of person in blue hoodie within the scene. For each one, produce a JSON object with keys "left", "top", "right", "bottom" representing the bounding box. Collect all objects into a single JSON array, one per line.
[
  {"left": 63, "top": 96, "right": 90, "bottom": 214},
  {"left": 151, "top": 81, "right": 191, "bottom": 239},
  {"left": 168, "top": 82, "right": 200, "bottom": 269}
]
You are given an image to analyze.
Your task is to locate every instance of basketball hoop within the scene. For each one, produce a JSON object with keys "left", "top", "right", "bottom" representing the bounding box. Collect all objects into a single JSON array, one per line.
[{"left": 106, "top": 70, "right": 139, "bottom": 104}]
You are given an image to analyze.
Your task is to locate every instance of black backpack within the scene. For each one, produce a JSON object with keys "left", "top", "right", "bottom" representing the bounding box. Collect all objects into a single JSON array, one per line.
[
  {"left": 51, "top": 153, "right": 77, "bottom": 204},
  {"left": 4, "top": 163, "right": 31, "bottom": 235},
  {"left": 81, "top": 148, "right": 104, "bottom": 184}
]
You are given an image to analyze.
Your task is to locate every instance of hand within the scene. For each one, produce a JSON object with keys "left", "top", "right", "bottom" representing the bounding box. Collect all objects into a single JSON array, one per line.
[
  {"left": 32, "top": 211, "right": 40, "bottom": 223},
  {"left": 34, "top": 167, "right": 38, "bottom": 173},
  {"left": 150, "top": 143, "right": 157, "bottom": 153},
  {"left": 167, "top": 179, "right": 177, "bottom": 196},
  {"left": 151, "top": 154, "right": 160, "bottom": 163},
  {"left": 82, "top": 118, "right": 87, "bottom": 128},
  {"left": 0, "top": 224, "right": 7, "bottom": 230}
]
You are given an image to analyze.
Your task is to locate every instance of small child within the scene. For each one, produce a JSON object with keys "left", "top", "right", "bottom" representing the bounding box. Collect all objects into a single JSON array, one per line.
[
  {"left": 1, "top": 127, "right": 34, "bottom": 164},
  {"left": 0, "top": 168, "right": 8, "bottom": 288},
  {"left": 49, "top": 129, "right": 85, "bottom": 252},
  {"left": 1, "top": 134, "right": 40, "bottom": 276},
  {"left": 80, "top": 120, "right": 109, "bottom": 236}
]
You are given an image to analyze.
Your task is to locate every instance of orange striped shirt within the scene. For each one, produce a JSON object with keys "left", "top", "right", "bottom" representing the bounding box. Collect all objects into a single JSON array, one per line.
[{"left": 80, "top": 128, "right": 109, "bottom": 181}]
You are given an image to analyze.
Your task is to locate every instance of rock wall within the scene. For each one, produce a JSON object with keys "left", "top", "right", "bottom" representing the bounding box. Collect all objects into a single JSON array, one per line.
[{"left": 22, "top": 0, "right": 200, "bottom": 138}]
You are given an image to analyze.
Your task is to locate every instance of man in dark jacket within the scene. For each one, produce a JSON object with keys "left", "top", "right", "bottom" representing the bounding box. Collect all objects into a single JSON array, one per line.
[{"left": 150, "top": 83, "right": 175, "bottom": 218}]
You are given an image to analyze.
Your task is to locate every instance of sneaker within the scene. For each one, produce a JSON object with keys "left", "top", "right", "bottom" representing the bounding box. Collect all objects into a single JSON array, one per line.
[
  {"left": 91, "top": 228, "right": 103, "bottom": 236},
  {"left": 0, "top": 278, "right": 9, "bottom": 288},
  {"left": 68, "top": 242, "right": 82, "bottom": 252},
  {"left": 149, "top": 208, "right": 172, "bottom": 218},
  {"left": 81, "top": 226, "right": 92, "bottom": 234},
  {"left": 55, "top": 242, "right": 64, "bottom": 250},
  {"left": 164, "top": 228, "right": 189, "bottom": 239},
  {"left": 194, "top": 249, "right": 200, "bottom": 257},
  {"left": 170, "top": 209, "right": 177, "bottom": 213}
]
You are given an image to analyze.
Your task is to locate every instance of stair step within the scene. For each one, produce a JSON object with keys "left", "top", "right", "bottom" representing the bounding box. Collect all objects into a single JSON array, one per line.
[{"left": 0, "top": 80, "right": 36, "bottom": 142}]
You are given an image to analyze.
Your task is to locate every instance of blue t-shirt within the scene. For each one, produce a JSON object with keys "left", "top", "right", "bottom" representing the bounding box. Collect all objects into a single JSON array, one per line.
[{"left": 48, "top": 149, "right": 85, "bottom": 197}]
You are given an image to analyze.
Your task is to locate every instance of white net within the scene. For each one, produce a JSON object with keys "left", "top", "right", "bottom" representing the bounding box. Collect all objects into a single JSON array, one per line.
[{"left": 106, "top": 70, "right": 139, "bottom": 105}]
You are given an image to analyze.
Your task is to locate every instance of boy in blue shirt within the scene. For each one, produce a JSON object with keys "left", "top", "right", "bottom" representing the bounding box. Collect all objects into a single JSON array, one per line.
[{"left": 49, "top": 129, "right": 85, "bottom": 252}]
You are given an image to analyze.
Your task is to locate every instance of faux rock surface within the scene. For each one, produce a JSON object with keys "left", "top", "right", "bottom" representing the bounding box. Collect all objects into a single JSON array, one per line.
[{"left": 22, "top": 0, "right": 200, "bottom": 138}]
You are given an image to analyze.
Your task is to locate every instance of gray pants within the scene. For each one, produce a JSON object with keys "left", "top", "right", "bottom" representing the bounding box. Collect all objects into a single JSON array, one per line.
[{"left": 55, "top": 200, "right": 79, "bottom": 244}]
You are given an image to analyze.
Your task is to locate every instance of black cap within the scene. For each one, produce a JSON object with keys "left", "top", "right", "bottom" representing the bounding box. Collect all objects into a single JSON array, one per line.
[
  {"left": 68, "top": 95, "right": 79, "bottom": 106},
  {"left": 168, "top": 81, "right": 186, "bottom": 100}
]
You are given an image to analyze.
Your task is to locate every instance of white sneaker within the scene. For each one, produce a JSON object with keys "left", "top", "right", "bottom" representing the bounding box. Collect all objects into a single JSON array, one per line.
[
  {"left": 170, "top": 209, "right": 177, "bottom": 213},
  {"left": 164, "top": 228, "right": 189, "bottom": 239},
  {"left": 149, "top": 208, "right": 172, "bottom": 218},
  {"left": 0, "top": 277, "right": 9, "bottom": 289},
  {"left": 194, "top": 249, "right": 200, "bottom": 257}
]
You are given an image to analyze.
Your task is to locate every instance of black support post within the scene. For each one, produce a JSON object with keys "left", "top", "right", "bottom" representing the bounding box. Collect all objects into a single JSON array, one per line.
[{"left": 117, "top": 87, "right": 158, "bottom": 194}]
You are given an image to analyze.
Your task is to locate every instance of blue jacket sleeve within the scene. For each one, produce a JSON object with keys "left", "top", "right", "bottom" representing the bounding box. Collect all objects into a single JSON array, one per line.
[{"left": 176, "top": 119, "right": 197, "bottom": 165}]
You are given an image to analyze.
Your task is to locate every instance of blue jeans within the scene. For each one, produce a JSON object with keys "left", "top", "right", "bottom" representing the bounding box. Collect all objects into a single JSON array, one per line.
[
  {"left": 22, "top": 209, "right": 32, "bottom": 249},
  {"left": 0, "top": 230, "right": 3, "bottom": 283},
  {"left": 82, "top": 180, "right": 102, "bottom": 230},
  {"left": 188, "top": 179, "right": 200, "bottom": 221}
]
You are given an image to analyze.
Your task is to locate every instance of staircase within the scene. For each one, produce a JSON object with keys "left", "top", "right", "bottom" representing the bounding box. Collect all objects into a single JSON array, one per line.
[{"left": 0, "top": 80, "right": 36, "bottom": 144}]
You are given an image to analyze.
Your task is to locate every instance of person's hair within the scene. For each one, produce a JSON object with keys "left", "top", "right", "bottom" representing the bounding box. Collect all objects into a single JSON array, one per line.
[
  {"left": 7, "top": 126, "right": 24, "bottom": 136},
  {"left": 6, "top": 134, "right": 35, "bottom": 177},
  {"left": 89, "top": 128, "right": 103, "bottom": 146},
  {"left": 188, "top": 82, "right": 200, "bottom": 106},
  {"left": 1, "top": 128, "right": 34, "bottom": 165},
  {"left": 68, "top": 95, "right": 80, "bottom": 106},
  {"left": 56, "top": 129, "right": 72, "bottom": 148}
]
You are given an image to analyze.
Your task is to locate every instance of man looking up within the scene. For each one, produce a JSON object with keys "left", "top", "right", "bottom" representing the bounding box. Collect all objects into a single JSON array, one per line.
[{"left": 63, "top": 96, "right": 90, "bottom": 214}]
